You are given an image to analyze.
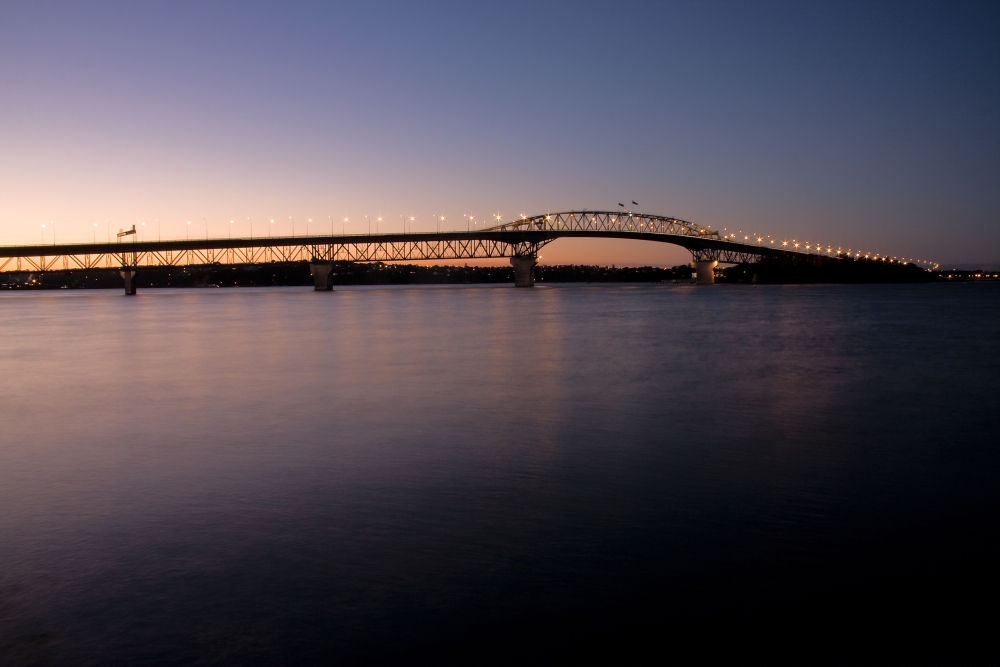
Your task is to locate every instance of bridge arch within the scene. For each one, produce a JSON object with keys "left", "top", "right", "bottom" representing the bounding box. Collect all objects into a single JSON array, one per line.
[{"left": 0, "top": 209, "right": 920, "bottom": 292}]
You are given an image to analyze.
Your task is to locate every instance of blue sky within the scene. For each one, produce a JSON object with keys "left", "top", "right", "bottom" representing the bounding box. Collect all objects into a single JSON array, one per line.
[{"left": 1, "top": 1, "right": 997, "bottom": 266}]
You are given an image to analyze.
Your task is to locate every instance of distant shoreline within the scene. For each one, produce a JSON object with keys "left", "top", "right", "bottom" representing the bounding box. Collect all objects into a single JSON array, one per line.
[{"left": 1, "top": 261, "right": 992, "bottom": 290}]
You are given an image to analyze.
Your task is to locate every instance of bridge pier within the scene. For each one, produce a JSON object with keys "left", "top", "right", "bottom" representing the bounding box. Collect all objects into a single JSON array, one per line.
[
  {"left": 694, "top": 260, "right": 718, "bottom": 285},
  {"left": 310, "top": 262, "right": 334, "bottom": 291},
  {"left": 511, "top": 255, "right": 537, "bottom": 287},
  {"left": 119, "top": 269, "right": 138, "bottom": 295}
]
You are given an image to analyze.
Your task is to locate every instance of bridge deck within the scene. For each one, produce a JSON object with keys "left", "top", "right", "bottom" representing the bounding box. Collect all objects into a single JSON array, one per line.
[{"left": 0, "top": 210, "right": 919, "bottom": 273}]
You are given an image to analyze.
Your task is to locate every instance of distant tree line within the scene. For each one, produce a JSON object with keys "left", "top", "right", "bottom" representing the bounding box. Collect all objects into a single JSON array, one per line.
[
  {"left": 0, "top": 258, "right": 961, "bottom": 290},
  {"left": 0, "top": 262, "right": 695, "bottom": 289}
]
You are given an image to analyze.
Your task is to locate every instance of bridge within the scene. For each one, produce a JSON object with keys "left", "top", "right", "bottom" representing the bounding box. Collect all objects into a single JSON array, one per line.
[{"left": 0, "top": 210, "right": 923, "bottom": 293}]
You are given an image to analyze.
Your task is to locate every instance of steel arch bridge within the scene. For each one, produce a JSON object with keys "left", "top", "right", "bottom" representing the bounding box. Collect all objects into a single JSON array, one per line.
[{"left": 0, "top": 210, "right": 915, "bottom": 292}]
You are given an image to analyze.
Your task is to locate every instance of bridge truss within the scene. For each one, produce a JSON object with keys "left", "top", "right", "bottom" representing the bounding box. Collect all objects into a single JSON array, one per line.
[
  {"left": 0, "top": 237, "right": 548, "bottom": 273},
  {"left": 495, "top": 210, "right": 716, "bottom": 239},
  {"left": 0, "top": 209, "right": 919, "bottom": 275}
]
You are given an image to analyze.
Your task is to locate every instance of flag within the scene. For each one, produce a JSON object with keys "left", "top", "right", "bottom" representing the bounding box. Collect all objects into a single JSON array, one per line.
[
  {"left": 618, "top": 203, "right": 624, "bottom": 207},
  {"left": 632, "top": 200, "right": 638, "bottom": 206}
]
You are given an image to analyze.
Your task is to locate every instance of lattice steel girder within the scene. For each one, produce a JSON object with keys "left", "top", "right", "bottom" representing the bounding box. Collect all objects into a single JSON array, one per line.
[
  {"left": 0, "top": 210, "right": 858, "bottom": 273},
  {"left": 492, "top": 210, "right": 719, "bottom": 239},
  {"left": 309, "top": 238, "right": 548, "bottom": 262},
  {"left": 0, "top": 238, "right": 553, "bottom": 272},
  {"left": 690, "top": 248, "right": 770, "bottom": 264}
]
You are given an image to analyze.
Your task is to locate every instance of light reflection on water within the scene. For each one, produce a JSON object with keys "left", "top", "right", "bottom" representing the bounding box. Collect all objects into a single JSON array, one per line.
[{"left": 1, "top": 283, "right": 997, "bottom": 664}]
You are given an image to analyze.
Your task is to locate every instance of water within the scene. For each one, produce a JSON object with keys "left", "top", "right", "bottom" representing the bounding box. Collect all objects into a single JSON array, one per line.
[{"left": 1, "top": 283, "right": 997, "bottom": 664}]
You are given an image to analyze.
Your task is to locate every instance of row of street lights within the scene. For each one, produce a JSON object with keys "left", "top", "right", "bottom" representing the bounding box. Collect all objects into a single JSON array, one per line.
[
  {"left": 31, "top": 215, "right": 931, "bottom": 267},
  {"left": 174, "top": 213, "right": 507, "bottom": 239},
  {"left": 42, "top": 220, "right": 159, "bottom": 244},
  {"left": 59, "top": 213, "right": 945, "bottom": 262},
  {"left": 719, "top": 229, "right": 938, "bottom": 269},
  {"left": 34, "top": 212, "right": 514, "bottom": 244}
]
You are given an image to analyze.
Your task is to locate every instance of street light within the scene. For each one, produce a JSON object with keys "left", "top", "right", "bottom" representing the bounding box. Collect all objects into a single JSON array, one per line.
[
  {"left": 377, "top": 217, "right": 382, "bottom": 234},
  {"left": 93, "top": 223, "right": 97, "bottom": 243}
]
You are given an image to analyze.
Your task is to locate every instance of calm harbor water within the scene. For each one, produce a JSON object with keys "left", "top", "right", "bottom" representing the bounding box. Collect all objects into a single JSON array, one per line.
[{"left": 1, "top": 283, "right": 997, "bottom": 664}]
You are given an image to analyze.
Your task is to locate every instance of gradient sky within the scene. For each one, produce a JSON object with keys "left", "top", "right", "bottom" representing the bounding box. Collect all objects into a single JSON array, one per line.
[{"left": 1, "top": 1, "right": 997, "bottom": 267}]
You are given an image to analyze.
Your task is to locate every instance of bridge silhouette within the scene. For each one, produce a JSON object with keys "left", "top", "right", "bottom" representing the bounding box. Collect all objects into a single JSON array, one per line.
[{"left": 0, "top": 210, "right": 925, "bottom": 293}]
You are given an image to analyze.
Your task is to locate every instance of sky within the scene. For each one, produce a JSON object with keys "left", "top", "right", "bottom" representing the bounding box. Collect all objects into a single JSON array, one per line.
[{"left": 1, "top": 1, "right": 998, "bottom": 267}]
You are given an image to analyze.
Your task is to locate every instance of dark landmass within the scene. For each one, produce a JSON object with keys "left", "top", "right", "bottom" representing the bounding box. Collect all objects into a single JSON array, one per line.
[
  {"left": 0, "top": 263, "right": 693, "bottom": 289},
  {"left": 937, "top": 269, "right": 1000, "bottom": 281},
  {"left": 0, "top": 260, "right": 988, "bottom": 290},
  {"left": 720, "top": 258, "right": 937, "bottom": 283}
]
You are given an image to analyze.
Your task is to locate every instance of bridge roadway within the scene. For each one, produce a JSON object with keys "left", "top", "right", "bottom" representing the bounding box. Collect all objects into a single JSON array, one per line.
[{"left": 0, "top": 210, "right": 880, "bottom": 293}]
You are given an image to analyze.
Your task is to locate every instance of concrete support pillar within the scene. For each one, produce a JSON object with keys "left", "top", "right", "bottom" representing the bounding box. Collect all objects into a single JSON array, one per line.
[
  {"left": 119, "top": 269, "right": 138, "bottom": 295},
  {"left": 510, "top": 255, "right": 537, "bottom": 288},
  {"left": 694, "top": 260, "right": 718, "bottom": 285},
  {"left": 310, "top": 262, "right": 334, "bottom": 291}
]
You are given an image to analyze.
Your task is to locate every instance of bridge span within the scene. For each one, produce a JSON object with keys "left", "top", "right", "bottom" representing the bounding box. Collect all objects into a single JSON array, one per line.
[{"left": 0, "top": 210, "right": 916, "bottom": 293}]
